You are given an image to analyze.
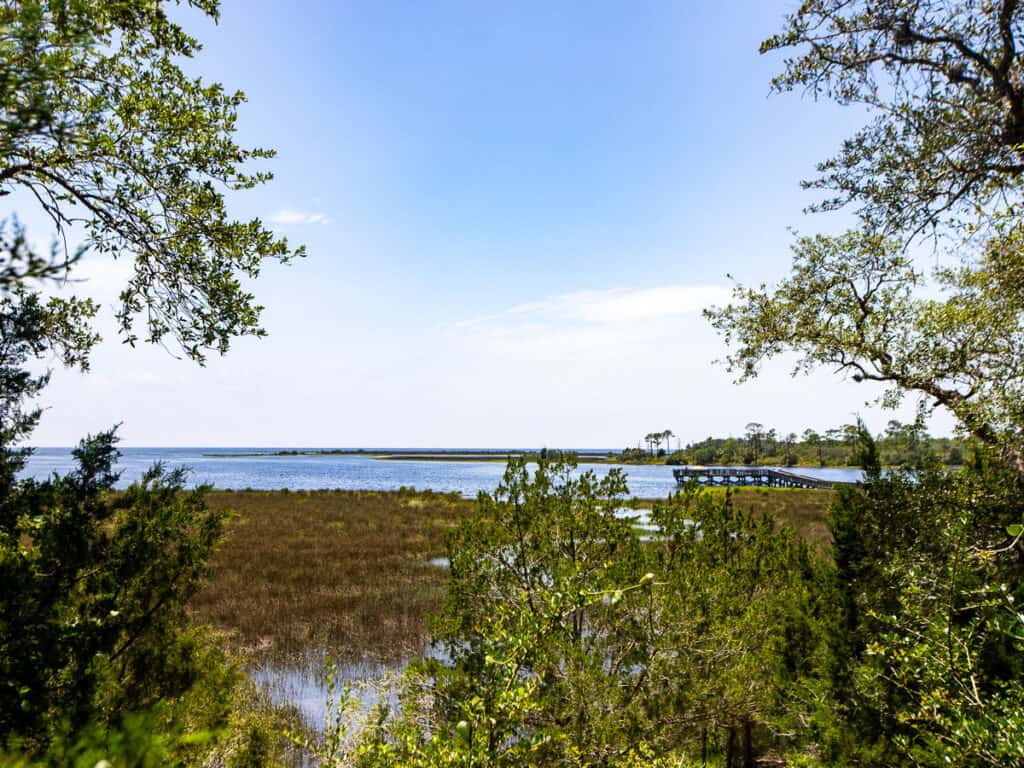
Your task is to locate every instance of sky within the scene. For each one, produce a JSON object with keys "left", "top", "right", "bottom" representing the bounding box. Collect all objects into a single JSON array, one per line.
[{"left": 24, "top": 0, "right": 956, "bottom": 447}]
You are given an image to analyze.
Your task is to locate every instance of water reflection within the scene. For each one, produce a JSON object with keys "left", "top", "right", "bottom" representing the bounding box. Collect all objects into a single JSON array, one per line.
[{"left": 252, "top": 646, "right": 448, "bottom": 733}]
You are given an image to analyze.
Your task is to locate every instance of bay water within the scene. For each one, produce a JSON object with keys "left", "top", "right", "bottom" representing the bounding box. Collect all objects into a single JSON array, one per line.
[{"left": 21, "top": 447, "right": 864, "bottom": 497}]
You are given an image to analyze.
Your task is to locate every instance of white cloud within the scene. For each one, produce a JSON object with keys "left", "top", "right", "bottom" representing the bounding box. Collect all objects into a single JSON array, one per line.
[
  {"left": 450, "top": 284, "right": 732, "bottom": 340},
  {"left": 269, "top": 209, "right": 330, "bottom": 225}
]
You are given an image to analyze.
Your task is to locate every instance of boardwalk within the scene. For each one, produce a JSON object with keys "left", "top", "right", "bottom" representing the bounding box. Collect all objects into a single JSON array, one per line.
[{"left": 673, "top": 466, "right": 839, "bottom": 490}]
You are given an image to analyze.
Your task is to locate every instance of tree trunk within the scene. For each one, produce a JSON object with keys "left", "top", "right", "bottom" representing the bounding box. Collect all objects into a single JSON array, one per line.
[
  {"left": 743, "top": 718, "right": 754, "bottom": 768},
  {"left": 1003, "top": 443, "right": 1024, "bottom": 479},
  {"left": 701, "top": 725, "right": 708, "bottom": 767},
  {"left": 725, "top": 725, "right": 737, "bottom": 768}
]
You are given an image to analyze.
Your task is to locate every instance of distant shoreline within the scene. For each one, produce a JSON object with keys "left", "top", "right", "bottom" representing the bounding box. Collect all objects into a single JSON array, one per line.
[
  {"left": 200, "top": 449, "right": 865, "bottom": 469},
  {"left": 202, "top": 449, "right": 620, "bottom": 463}
]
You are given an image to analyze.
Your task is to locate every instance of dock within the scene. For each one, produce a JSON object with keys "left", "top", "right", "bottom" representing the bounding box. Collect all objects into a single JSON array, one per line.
[{"left": 673, "top": 466, "right": 839, "bottom": 490}]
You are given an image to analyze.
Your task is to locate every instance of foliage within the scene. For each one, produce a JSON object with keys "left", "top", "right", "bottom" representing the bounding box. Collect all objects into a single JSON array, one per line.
[
  {"left": 1, "top": 0, "right": 301, "bottom": 362},
  {"left": 424, "top": 459, "right": 645, "bottom": 766},
  {"left": 295, "top": 450, "right": 1023, "bottom": 768},
  {"left": 682, "top": 416, "right": 967, "bottom": 468},
  {"left": 706, "top": 0, "right": 1024, "bottom": 476},
  {"left": 701, "top": 4, "right": 1024, "bottom": 765},
  {"left": 706, "top": 230, "right": 1024, "bottom": 473},
  {"left": 644, "top": 482, "right": 826, "bottom": 765},
  {"left": 640, "top": 430, "right": 675, "bottom": 456},
  {"left": 300, "top": 459, "right": 830, "bottom": 767},
  {"left": 760, "top": 0, "right": 1024, "bottom": 235},
  {"left": 0, "top": 0, "right": 298, "bottom": 760},
  {"left": 818, "top": 432, "right": 1024, "bottom": 767},
  {"left": 0, "top": 429, "right": 221, "bottom": 744}
]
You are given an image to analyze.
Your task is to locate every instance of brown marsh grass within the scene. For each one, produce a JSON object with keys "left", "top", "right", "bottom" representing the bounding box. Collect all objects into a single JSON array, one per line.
[
  {"left": 191, "top": 489, "right": 473, "bottom": 665},
  {"left": 716, "top": 487, "right": 835, "bottom": 554},
  {"left": 192, "top": 487, "right": 834, "bottom": 667}
]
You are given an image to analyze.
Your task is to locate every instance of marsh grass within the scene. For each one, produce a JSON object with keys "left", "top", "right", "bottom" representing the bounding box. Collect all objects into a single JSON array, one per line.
[
  {"left": 191, "top": 489, "right": 473, "bottom": 666},
  {"left": 718, "top": 487, "right": 835, "bottom": 554},
  {"left": 194, "top": 486, "right": 834, "bottom": 669},
  {"left": 190, "top": 485, "right": 834, "bottom": 744}
]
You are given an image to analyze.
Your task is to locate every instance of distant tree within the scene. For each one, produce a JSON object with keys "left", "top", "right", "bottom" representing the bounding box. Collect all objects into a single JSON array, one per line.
[
  {"left": 744, "top": 422, "right": 765, "bottom": 463},
  {"left": 824, "top": 428, "right": 843, "bottom": 451},
  {"left": 841, "top": 423, "right": 861, "bottom": 447},
  {"left": 721, "top": 437, "right": 742, "bottom": 465},
  {"left": 784, "top": 432, "right": 798, "bottom": 465},
  {"left": 803, "top": 429, "right": 824, "bottom": 466},
  {"left": 662, "top": 429, "right": 676, "bottom": 455}
]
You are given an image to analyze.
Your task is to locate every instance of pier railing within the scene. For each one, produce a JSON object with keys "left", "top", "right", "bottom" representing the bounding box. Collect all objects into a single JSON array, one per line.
[{"left": 673, "top": 466, "right": 839, "bottom": 490}]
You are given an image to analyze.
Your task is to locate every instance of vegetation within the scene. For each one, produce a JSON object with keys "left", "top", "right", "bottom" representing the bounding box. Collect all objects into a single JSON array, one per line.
[
  {"left": 188, "top": 486, "right": 831, "bottom": 664},
  {"left": 299, "top": 2, "right": 1024, "bottom": 766},
  {"left": 0, "top": 0, "right": 300, "bottom": 361},
  {"left": 2, "top": 0, "right": 1022, "bottom": 766},
  {"left": 193, "top": 489, "right": 472, "bottom": 664},
  {"left": 706, "top": 0, "right": 1024, "bottom": 477},
  {"left": 1, "top": 0, "right": 299, "bottom": 763},
  {"left": 283, "top": 449, "right": 1022, "bottom": 768},
  {"left": 680, "top": 416, "right": 967, "bottom": 468},
  {"left": 0, "top": 433, "right": 290, "bottom": 765},
  {"left": 284, "top": 460, "right": 833, "bottom": 766}
]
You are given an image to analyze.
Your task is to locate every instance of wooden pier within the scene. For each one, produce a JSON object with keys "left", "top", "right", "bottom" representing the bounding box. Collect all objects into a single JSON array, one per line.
[{"left": 673, "top": 466, "right": 838, "bottom": 490}]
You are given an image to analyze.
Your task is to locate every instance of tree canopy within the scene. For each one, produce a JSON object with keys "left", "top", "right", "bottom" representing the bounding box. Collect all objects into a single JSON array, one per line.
[
  {"left": 1, "top": 0, "right": 301, "bottom": 363},
  {"left": 707, "top": 0, "right": 1024, "bottom": 475},
  {"left": 761, "top": 0, "right": 1024, "bottom": 236}
]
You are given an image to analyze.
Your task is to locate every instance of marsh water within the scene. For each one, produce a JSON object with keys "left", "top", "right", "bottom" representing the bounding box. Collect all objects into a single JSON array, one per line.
[{"left": 22, "top": 447, "right": 865, "bottom": 496}]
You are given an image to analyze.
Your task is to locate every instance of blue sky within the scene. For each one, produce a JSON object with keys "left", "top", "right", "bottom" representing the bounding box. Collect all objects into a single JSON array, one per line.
[{"left": 27, "top": 0, "right": 955, "bottom": 447}]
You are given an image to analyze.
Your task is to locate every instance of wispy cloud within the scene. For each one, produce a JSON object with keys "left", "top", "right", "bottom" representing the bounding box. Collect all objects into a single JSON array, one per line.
[
  {"left": 452, "top": 284, "right": 732, "bottom": 333},
  {"left": 269, "top": 209, "right": 330, "bottom": 225}
]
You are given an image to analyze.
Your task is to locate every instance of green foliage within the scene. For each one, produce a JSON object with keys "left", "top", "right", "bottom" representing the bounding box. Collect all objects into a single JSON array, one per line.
[
  {"left": 701, "top": 4, "right": 1024, "bottom": 764},
  {"left": 0, "top": 1, "right": 300, "bottom": 760},
  {"left": 646, "top": 484, "right": 827, "bottom": 764},
  {"left": 819, "top": 433, "right": 1024, "bottom": 767},
  {"left": 760, "top": 1, "right": 1024, "bottom": 235},
  {"left": 304, "top": 459, "right": 829, "bottom": 767},
  {"left": 424, "top": 458, "right": 645, "bottom": 765},
  {"left": 681, "top": 416, "right": 966, "bottom": 469},
  {"left": 706, "top": 0, "right": 1024, "bottom": 477},
  {"left": 0, "top": 430, "right": 225, "bottom": 746},
  {"left": 0, "top": 432, "right": 288, "bottom": 764},
  {"left": 1, "top": 0, "right": 301, "bottom": 362},
  {"left": 300, "top": 450, "right": 1024, "bottom": 768}
]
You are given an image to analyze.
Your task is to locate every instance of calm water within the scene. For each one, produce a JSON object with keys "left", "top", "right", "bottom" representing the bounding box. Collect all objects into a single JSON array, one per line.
[{"left": 21, "top": 447, "right": 865, "bottom": 496}]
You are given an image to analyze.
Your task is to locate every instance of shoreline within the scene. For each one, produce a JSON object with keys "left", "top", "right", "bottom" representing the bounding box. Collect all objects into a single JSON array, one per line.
[{"left": 200, "top": 449, "right": 865, "bottom": 469}]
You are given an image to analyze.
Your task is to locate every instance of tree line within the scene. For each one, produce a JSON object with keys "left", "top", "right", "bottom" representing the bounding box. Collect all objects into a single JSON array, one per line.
[{"left": 679, "top": 418, "right": 968, "bottom": 468}]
